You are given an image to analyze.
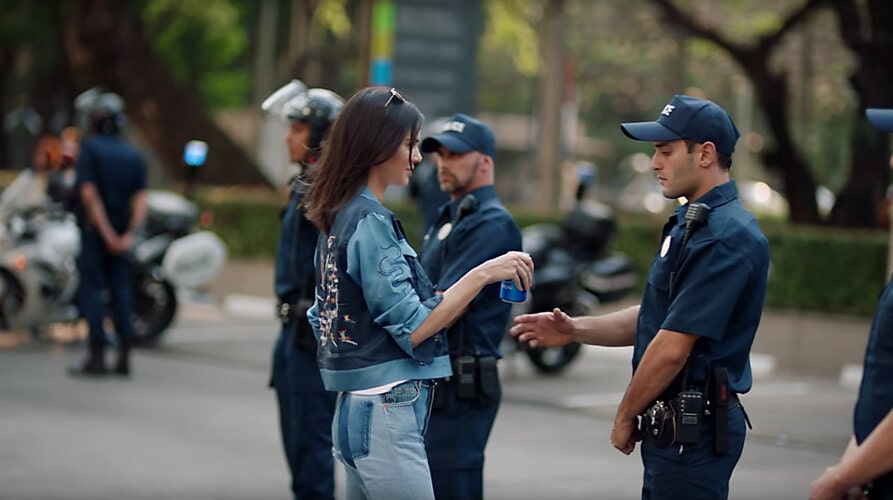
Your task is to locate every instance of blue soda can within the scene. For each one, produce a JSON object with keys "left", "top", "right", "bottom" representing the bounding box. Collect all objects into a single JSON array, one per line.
[{"left": 500, "top": 280, "right": 527, "bottom": 303}]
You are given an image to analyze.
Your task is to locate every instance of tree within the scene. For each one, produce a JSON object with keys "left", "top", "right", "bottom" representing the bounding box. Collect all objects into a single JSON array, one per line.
[
  {"left": 825, "top": 0, "right": 893, "bottom": 226},
  {"left": 63, "top": 0, "right": 267, "bottom": 186},
  {"left": 652, "top": 0, "right": 893, "bottom": 226}
]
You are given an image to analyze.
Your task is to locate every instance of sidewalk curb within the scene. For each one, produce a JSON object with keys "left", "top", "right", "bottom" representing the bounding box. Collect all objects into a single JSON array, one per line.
[{"left": 222, "top": 294, "right": 275, "bottom": 320}]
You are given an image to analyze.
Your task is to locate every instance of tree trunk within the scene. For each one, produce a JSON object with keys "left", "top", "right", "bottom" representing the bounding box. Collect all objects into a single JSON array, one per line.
[
  {"left": 0, "top": 50, "right": 14, "bottom": 168},
  {"left": 62, "top": 0, "right": 268, "bottom": 187},
  {"left": 827, "top": 0, "right": 893, "bottom": 227},
  {"left": 744, "top": 55, "right": 820, "bottom": 224},
  {"left": 652, "top": 0, "right": 826, "bottom": 224}
]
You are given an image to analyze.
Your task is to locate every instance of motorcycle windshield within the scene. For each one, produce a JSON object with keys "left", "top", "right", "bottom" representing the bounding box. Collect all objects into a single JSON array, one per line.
[{"left": 0, "top": 170, "right": 47, "bottom": 220}]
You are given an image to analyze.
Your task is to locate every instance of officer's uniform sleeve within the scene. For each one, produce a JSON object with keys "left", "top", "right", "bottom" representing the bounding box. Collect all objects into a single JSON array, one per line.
[
  {"left": 135, "top": 154, "right": 148, "bottom": 191},
  {"left": 74, "top": 140, "right": 97, "bottom": 188},
  {"left": 346, "top": 212, "right": 441, "bottom": 357},
  {"left": 661, "top": 239, "right": 754, "bottom": 341}
]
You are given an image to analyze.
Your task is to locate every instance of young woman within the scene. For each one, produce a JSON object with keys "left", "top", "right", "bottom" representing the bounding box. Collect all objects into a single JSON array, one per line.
[{"left": 304, "top": 87, "right": 532, "bottom": 500}]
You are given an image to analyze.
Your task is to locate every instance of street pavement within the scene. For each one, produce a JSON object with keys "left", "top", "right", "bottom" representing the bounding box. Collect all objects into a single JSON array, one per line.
[{"left": 0, "top": 259, "right": 875, "bottom": 499}]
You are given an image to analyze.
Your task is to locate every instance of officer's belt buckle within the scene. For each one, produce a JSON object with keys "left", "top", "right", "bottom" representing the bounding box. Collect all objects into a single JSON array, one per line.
[{"left": 277, "top": 302, "right": 292, "bottom": 323}]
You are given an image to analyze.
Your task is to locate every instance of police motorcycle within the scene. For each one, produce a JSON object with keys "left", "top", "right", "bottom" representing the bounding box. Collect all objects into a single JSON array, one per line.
[
  {"left": 0, "top": 149, "right": 226, "bottom": 347},
  {"left": 503, "top": 196, "right": 637, "bottom": 374},
  {"left": 0, "top": 186, "right": 227, "bottom": 347},
  {"left": 128, "top": 187, "right": 227, "bottom": 345}
]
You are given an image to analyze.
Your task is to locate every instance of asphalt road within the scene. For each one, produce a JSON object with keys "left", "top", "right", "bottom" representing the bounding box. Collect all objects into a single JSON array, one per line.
[{"left": 0, "top": 300, "right": 860, "bottom": 500}]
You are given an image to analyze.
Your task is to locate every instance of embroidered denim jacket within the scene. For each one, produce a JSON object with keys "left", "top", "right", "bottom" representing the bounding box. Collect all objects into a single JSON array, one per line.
[{"left": 308, "top": 189, "right": 451, "bottom": 392}]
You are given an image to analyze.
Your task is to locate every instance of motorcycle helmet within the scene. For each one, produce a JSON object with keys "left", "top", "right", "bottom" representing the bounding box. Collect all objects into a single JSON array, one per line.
[
  {"left": 262, "top": 80, "right": 344, "bottom": 152},
  {"left": 74, "top": 87, "right": 126, "bottom": 135},
  {"left": 283, "top": 88, "right": 344, "bottom": 151}
]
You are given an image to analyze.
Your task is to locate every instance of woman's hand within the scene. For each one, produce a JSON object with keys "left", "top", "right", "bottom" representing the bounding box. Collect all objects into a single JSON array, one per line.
[{"left": 479, "top": 250, "right": 533, "bottom": 291}]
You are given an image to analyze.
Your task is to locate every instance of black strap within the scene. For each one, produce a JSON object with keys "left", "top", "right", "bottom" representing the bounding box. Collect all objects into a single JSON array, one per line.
[
  {"left": 710, "top": 365, "right": 730, "bottom": 455},
  {"left": 440, "top": 195, "right": 477, "bottom": 356},
  {"left": 288, "top": 178, "right": 317, "bottom": 350}
]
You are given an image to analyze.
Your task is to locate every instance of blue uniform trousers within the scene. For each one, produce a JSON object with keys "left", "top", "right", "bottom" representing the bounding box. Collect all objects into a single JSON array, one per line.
[
  {"left": 426, "top": 377, "right": 501, "bottom": 500},
  {"left": 271, "top": 322, "right": 336, "bottom": 500},
  {"left": 77, "top": 230, "right": 133, "bottom": 346},
  {"left": 640, "top": 405, "right": 746, "bottom": 500}
]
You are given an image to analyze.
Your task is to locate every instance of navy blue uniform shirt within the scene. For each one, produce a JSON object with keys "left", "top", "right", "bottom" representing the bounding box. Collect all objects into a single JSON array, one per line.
[
  {"left": 75, "top": 134, "right": 146, "bottom": 232},
  {"left": 274, "top": 178, "right": 318, "bottom": 304},
  {"left": 635, "top": 181, "right": 769, "bottom": 394},
  {"left": 854, "top": 276, "right": 893, "bottom": 444},
  {"left": 418, "top": 185, "right": 522, "bottom": 358}
]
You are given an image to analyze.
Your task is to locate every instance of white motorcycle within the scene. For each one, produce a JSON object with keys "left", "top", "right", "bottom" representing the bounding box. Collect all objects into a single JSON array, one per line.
[{"left": 0, "top": 182, "right": 227, "bottom": 346}]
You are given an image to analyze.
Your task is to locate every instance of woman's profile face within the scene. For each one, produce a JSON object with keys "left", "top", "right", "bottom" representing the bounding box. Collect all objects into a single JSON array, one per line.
[{"left": 376, "top": 130, "right": 422, "bottom": 188}]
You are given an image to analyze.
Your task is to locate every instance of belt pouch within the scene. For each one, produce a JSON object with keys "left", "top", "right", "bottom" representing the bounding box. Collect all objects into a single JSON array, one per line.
[
  {"left": 710, "top": 365, "right": 730, "bottom": 455},
  {"left": 476, "top": 356, "right": 499, "bottom": 405},
  {"left": 455, "top": 356, "right": 477, "bottom": 400},
  {"left": 642, "top": 400, "right": 676, "bottom": 448},
  {"left": 290, "top": 300, "right": 318, "bottom": 353}
]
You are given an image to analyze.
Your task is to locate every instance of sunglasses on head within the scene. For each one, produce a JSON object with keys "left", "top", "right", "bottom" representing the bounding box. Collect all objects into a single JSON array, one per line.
[{"left": 384, "top": 87, "right": 405, "bottom": 108}]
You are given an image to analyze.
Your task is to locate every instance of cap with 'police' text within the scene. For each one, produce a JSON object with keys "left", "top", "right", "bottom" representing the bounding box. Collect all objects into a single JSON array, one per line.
[
  {"left": 867, "top": 108, "right": 893, "bottom": 132},
  {"left": 620, "top": 95, "right": 740, "bottom": 158},
  {"left": 421, "top": 113, "right": 495, "bottom": 158}
]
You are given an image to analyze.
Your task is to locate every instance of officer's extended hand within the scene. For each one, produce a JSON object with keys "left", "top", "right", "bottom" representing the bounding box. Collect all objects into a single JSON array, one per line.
[
  {"left": 809, "top": 466, "right": 866, "bottom": 500},
  {"left": 510, "top": 308, "right": 574, "bottom": 348},
  {"left": 611, "top": 416, "right": 641, "bottom": 455}
]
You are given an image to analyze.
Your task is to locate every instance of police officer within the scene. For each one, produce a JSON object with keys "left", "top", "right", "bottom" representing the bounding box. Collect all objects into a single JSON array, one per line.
[
  {"left": 418, "top": 113, "right": 522, "bottom": 500},
  {"left": 262, "top": 80, "right": 343, "bottom": 500},
  {"left": 408, "top": 117, "right": 451, "bottom": 238},
  {"left": 69, "top": 88, "right": 147, "bottom": 377},
  {"left": 809, "top": 108, "right": 893, "bottom": 500},
  {"left": 513, "top": 95, "right": 769, "bottom": 500}
]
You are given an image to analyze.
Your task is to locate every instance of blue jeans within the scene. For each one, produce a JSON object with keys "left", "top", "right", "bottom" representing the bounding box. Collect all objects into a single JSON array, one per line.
[{"left": 333, "top": 380, "right": 435, "bottom": 500}]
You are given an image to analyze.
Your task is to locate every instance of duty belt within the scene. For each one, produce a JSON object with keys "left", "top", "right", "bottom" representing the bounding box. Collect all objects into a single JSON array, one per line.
[
  {"left": 277, "top": 302, "right": 294, "bottom": 323},
  {"left": 277, "top": 301, "right": 310, "bottom": 324}
]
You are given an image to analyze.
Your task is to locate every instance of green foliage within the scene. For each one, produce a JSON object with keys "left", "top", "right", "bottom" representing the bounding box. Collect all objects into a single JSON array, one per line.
[
  {"left": 762, "top": 225, "right": 888, "bottom": 315},
  {"left": 315, "top": 0, "right": 352, "bottom": 39},
  {"left": 206, "top": 195, "right": 889, "bottom": 317},
  {"left": 0, "top": 1, "right": 39, "bottom": 45},
  {"left": 477, "top": 0, "right": 540, "bottom": 113},
  {"left": 204, "top": 197, "right": 280, "bottom": 259},
  {"left": 615, "top": 216, "right": 888, "bottom": 317},
  {"left": 141, "top": 0, "right": 249, "bottom": 111}
]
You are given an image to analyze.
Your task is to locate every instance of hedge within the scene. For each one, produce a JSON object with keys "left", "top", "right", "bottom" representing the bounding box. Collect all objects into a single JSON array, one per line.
[{"left": 199, "top": 195, "right": 889, "bottom": 317}]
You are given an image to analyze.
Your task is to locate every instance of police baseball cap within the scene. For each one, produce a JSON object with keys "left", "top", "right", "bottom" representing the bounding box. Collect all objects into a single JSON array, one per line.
[
  {"left": 421, "top": 113, "right": 495, "bottom": 158},
  {"left": 867, "top": 108, "right": 893, "bottom": 132},
  {"left": 620, "top": 95, "right": 740, "bottom": 157}
]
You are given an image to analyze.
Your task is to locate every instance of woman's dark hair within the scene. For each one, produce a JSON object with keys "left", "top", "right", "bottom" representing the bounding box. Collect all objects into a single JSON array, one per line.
[{"left": 304, "top": 87, "right": 423, "bottom": 233}]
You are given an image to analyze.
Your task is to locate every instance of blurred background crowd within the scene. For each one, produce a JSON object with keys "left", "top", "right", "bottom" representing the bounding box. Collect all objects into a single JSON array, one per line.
[{"left": 1, "top": 0, "right": 892, "bottom": 316}]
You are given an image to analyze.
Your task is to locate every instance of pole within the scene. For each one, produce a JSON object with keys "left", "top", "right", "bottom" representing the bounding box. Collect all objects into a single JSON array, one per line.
[{"left": 535, "top": 0, "right": 565, "bottom": 211}]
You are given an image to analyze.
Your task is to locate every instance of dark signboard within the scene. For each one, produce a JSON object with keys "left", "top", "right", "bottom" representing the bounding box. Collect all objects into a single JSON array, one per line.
[{"left": 391, "top": 0, "right": 482, "bottom": 121}]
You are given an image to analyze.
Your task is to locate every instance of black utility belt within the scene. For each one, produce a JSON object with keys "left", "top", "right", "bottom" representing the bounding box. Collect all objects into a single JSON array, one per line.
[
  {"left": 433, "top": 355, "right": 499, "bottom": 407},
  {"left": 640, "top": 388, "right": 745, "bottom": 454},
  {"left": 449, "top": 355, "right": 498, "bottom": 374},
  {"left": 277, "top": 300, "right": 317, "bottom": 352},
  {"left": 277, "top": 300, "right": 312, "bottom": 324}
]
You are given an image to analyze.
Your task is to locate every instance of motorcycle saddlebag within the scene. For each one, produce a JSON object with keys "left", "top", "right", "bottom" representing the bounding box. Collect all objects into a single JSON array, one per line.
[
  {"left": 560, "top": 201, "right": 616, "bottom": 257},
  {"left": 579, "top": 254, "right": 637, "bottom": 302}
]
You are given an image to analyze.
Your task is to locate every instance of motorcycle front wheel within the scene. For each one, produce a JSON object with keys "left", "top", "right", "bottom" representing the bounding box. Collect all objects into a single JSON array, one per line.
[
  {"left": 524, "top": 342, "right": 582, "bottom": 375},
  {"left": 130, "top": 271, "right": 177, "bottom": 347},
  {"left": 523, "top": 301, "right": 587, "bottom": 375}
]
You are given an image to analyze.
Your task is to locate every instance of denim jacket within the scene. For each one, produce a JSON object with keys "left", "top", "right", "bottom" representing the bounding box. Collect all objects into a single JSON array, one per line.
[{"left": 308, "top": 188, "right": 451, "bottom": 392}]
